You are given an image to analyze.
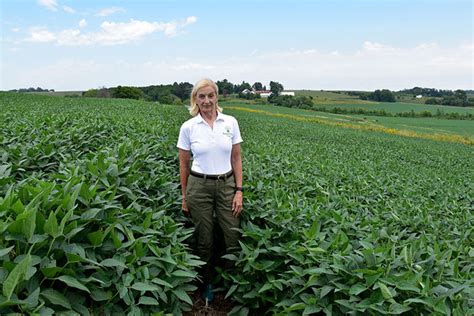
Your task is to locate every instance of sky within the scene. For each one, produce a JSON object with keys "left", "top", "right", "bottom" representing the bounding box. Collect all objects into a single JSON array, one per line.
[{"left": 1, "top": 0, "right": 472, "bottom": 91}]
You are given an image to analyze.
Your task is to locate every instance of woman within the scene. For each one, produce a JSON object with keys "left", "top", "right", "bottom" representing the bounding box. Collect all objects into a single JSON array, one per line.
[{"left": 177, "top": 78, "right": 243, "bottom": 303}]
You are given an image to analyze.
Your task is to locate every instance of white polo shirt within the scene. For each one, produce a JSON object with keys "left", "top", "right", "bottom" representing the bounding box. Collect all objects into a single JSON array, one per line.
[{"left": 177, "top": 112, "right": 243, "bottom": 175}]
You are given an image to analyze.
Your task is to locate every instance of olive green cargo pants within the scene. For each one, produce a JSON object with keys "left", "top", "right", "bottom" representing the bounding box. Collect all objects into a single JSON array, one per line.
[{"left": 186, "top": 174, "right": 240, "bottom": 283}]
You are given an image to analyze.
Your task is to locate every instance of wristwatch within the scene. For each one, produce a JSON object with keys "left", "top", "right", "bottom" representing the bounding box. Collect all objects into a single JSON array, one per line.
[{"left": 235, "top": 186, "right": 244, "bottom": 192}]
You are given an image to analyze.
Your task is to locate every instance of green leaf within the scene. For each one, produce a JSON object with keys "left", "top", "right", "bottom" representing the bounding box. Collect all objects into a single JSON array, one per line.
[
  {"left": 41, "top": 288, "right": 71, "bottom": 309},
  {"left": 349, "top": 284, "right": 367, "bottom": 295},
  {"left": 20, "top": 208, "right": 37, "bottom": 242},
  {"left": 12, "top": 199, "right": 24, "bottom": 214},
  {"left": 100, "top": 258, "right": 127, "bottom": 269},
  {"left": 171, "top": 270, "right": 197, "bottom": 278},
  {"left": 87, "top": 230, "right": 104, "bottom": 246},
  {"left": 228, "top": 305, "right": 249, "bottom": 316},
  {"left": 44, "top": 211, "right": 59, "bottom": 238},
  {"left": 173, "top": 289, "right": 192, "bottom": 305},
  {"left": 395, "top": 281, "right": 420, "bottom": 293},
  {"left": 57, "top": 275, "right": 90, "bottom": 293},
  {"left": 0, "top": 246, "right": 14, "bottom": 257},
  {"left": 378, "top": 282, "right": 393, "bottom": 300},
  {"left": 151, "top": 278, "right": 173, "bottom": 288},
  {"left": 320, "top": 285, "right": 333, "bottom": 298},
  {"left": 24, "top": 287, "right": 40, "bottom": 308},
  {"left": 388, "top": 302, "right": 412, "bottom": 314},
  {"left": 143, "top": 212, "right": 152, "bottom": 230},
  {"left": 222, "top": 254, "right": 239, "bottom": 261},
  {"left": 258, "top": 282, "right": 272, "bottom": 293},
  {"left": 404, "top": 297, "right": 434, "bottom": 307},
  {"left": 138, "top": 296, "right": 159, "bottom": 305},
  {"left": 225, "top": 284, "right": 238, "bottom": 299},
  {"left": 303, "top": 305, "right": 322, "bottom": 315},
  {"left": 59, "top": 208, "right": 74, "bottom": 235},
  {"left": 401, "top": 246, "right": 409, "bottom": 265},
  {"left": 284, "top": 303, "right": 306, "bottom": 312},
  {"left": 0, "top": 164, "right": 12, "bottom": 178},
  {"left": 40, "top": 267, "right": 62, "bottom": 278},
  {"left": 81, "top": 208, "right": 102, "bottom": 220},
  {"left": 2, "top": 253, "right": 31, "bottom": 300},
  {"left": 0, "top": 267, "right": 8, "bottom": 284},
  {"left": 131, "top": 282, "right": 159, "bottom": 292},
  {"left": 65, "top": 226, "right": 86, "bottom": 239},
  {"left": 91, "top": 289, "right": 112, "bottom": 302}
]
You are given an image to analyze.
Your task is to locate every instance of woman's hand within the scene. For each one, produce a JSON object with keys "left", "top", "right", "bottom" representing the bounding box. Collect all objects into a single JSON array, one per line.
[
  {"left": 232, "top": 191, "right": 243, "bottom": 217},
  {"left": 182, "top": 197, "right": 190, "bottom": 217}
]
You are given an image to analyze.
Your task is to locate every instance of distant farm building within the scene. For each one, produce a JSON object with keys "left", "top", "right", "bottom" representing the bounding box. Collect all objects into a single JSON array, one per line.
[
  {"left": 256, "top": 90, "right": 272, "bottom": 97},
  {"left": 254, "top": 90, "right": 295, "bottom": 98},
  {"left": 415, "top": 95, "right": 423, "bottom": 98}
]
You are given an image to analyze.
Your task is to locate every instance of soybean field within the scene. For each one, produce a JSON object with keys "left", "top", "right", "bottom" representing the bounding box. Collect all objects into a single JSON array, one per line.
[{"left": 0, "top": 92, "right": 473, "bottom": 315}]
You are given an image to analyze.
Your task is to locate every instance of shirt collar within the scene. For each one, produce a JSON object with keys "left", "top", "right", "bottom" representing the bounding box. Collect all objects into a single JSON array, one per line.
[
  {"left": 216, "top": 111, "right": 225, "bottom": 121},
  {"left": 196, "top": 111, "right": 224, "bottom": 123}
]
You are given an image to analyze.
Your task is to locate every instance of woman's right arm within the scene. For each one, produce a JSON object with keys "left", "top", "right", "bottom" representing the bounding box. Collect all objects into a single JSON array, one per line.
[{"left": 179, "top": 149, "right": 191, "bottom": 213}]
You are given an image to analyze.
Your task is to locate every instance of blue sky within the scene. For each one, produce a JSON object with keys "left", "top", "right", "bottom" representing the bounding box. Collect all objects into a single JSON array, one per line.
[{"left": 1, "top": 0, "right": 472, "bottom": 91}]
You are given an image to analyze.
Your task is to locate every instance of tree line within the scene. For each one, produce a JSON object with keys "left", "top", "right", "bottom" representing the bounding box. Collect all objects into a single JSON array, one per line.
[
  {"left": 9, "top": 87, "right": 55, "bottom": 93},
  {"left": 11, "top": 83, "right": 473, "bottom": 108},
  {"left": 399, "top": 87, "right": 455, "bottom": 97},
  {"left": 82, "top": 82, "right": 194, "bottom": 105},
  {"left": 424, "top": 90, "right": 474, "bottom": 107},
  {"left": 353, "top": 89, "right": 396, "bottom": 102},
  {"left": 81, "top": 79, "right": 284, "bottom": 103}
]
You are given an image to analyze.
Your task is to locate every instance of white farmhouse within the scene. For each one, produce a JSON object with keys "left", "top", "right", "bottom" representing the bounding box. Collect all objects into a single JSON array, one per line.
[
  {"left": 241, "top": 89, "right": 254, "bottom": 95},
  {"left": 255, "top": 90, "right": 295, "bottom": 98}
]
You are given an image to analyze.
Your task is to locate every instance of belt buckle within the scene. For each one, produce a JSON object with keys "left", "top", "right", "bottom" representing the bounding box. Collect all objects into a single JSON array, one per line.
[{"left": 217, "top": 174, "right": 223, "bottom": 181}]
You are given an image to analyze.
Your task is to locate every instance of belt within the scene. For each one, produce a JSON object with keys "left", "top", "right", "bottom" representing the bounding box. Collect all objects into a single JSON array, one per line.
[{"left": 190, "top": 170, "right": 233, "bottom": 180}]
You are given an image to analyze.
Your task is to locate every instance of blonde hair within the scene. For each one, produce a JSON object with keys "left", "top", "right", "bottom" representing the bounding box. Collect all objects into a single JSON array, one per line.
[{"left": 189, "top": 78, "right": 223, "bottom": 116}]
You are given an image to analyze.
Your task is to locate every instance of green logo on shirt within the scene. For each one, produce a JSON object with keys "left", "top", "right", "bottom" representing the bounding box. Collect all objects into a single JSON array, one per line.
[{"left": 223, "top": 125, "right": 233, "bottom": 138}]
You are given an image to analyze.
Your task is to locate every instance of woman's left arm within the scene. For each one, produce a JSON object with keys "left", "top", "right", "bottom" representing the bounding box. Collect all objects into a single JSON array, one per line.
[{"left": 231, "top": 143, "right": 243, "bottom": 217}]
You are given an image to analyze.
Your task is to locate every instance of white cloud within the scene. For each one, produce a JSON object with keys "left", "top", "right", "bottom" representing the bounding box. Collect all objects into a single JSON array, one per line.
[
  {"left": 26, "top": 27, "right": 56, "bottom": 42},
  {"left": 62, "top": 5, "right": 75, "bottom": 13},
  {"left": 24, "top": 17, "right": 198, "bottom": 45},
  {"left": 79, "top": 19, "right": 87, "bottom": 28},
  {"left": 362, "top": 41, "right": 397, "bottom": 53},
  {"left": 11, "top": 28, "right": 20, "bottom": 32},
  {"left": 38, "top": 0, "right": 58, "bottom": 11},
  {"left": 3, "top": 42, "right": 472, "bottom": 91},
  {"left": 172, "top": 63, "right": 215, "bottom": 70},
  {"left": 185, "top": 16, "right": 197, "bottom": 25},
  {"left": 244, "top": 42, "right": 473, "bottom": 90},
  {"left": 96, "top": 7, "right": 125, "bottom": 17}
]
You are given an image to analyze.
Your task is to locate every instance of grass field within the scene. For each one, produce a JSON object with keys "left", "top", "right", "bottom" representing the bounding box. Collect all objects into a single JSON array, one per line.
[
  {"left": 294, "top": 90, "right": 375, "bottom": 105},
  {"left": 221, "top": 100, "right": 474, "bottom": 144},
  {"left": 1, "top": 92, "right": 473, "bottom": 315},
  {"left": 293, "top": 90, "right": 474, "bottom": 114},
  {"left": 313, "top": 101, "right": 474, "bottom": 115}
]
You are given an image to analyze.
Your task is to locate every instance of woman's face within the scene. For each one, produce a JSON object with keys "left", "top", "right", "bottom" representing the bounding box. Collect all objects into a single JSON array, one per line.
[{"left": 196, "top": 86, "right": 217, "bottom": 116}]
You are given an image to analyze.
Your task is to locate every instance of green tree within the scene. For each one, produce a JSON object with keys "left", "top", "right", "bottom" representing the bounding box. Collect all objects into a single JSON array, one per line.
[
  {"left": 112, "top": 86, "right": 143, "bottom": 100},
  {"left": 82, "top": 89, "right": 98, "bottom": 97},
  {"left": 172, "top": 82, "right": 193, "bottom": 100},
  {"left": 379, "top": 89, "right": 396, "bottom": 102},
  {"left": 425, "top": 98, "right": 440, "bottom": 105},
  {"left": 367, "top": 89, "right": 395, "bottom": 102},
  {"left": 235, "top": 81, "right": 252, "bottom": 93},
  {"left": 252, "top": 82, "right": 263, "bottom": 91},
  {"left": 216, "top": 79, "right": 234, "bottom": 97},
  {"left": 269, "top": 81, "right": 284, "bottom": 96}
]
